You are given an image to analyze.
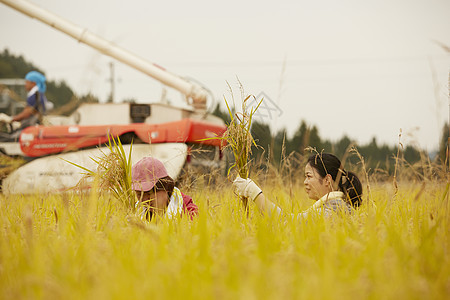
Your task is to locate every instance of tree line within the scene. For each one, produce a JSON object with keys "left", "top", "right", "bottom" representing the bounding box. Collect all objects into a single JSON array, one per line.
[{"left": 212, "top": 103, "right": 448, "bottom": 174}]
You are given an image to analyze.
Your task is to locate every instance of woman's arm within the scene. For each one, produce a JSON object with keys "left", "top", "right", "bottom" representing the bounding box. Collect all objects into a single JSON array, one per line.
[
  {"left": 12, "top": 106, "right": 35, "bottom": 122},
  {"left": 253, "top": 193, "right": 282, "bottom": 217},
  {"left": 181, "top": 192, "right": 198, "bottom": 219},
  {"left": 233, "top": 176, "right": 324, "bottom": 220}
]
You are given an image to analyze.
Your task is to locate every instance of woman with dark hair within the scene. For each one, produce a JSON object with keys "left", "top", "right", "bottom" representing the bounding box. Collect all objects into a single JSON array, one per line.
[
  {"left": 233, "top": 153, "right": 363, "bottom": 218},
  {"left": 132, "top": 157, "right": 198, "bottom": 220}
]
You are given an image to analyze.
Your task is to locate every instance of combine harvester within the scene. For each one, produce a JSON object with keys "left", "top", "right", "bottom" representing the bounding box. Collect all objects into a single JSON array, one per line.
[{"left": 0, "top": 0, "right": 227, "bottom": 194}]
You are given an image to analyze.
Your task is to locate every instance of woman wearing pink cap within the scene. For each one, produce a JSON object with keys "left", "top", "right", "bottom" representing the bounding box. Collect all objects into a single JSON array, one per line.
[{"left": 132, "top": 157, "right": 198, "bottom": 220}]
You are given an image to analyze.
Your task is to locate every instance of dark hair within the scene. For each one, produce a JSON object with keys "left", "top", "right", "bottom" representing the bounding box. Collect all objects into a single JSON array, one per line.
[
  {"left": 307, "top": 153, "right": 363, "bottom": 207},
  {"left": 136, "top": 176, "right": 175, "bottom": 200},
  {"left": 154, "top": 176, "right": 175, "bottom": 197}
]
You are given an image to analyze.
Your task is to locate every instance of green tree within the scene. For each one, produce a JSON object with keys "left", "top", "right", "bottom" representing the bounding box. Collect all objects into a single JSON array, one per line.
[
  {"left": 273, "top": 128, "right": 288, "bottom": 164},
  {"left": 46, "top": 80, "right": 74, "bottom": 107},
  {"left": 288, "top": 120, "right": 308, "bottom": 154},
  {"left": 250, "top": 120, "right": 272, "bottom": 162},
  {"left": 334, "top": 135, "right": 352, "bottom": 158},
  {"left": 403, "top": 146, "right": 421, "bottom": 164},
  {"left": 0, "top": 49, "right": 43, "bottom": 78},
  {"left": 308, "top": 125, "right": 322, "bottom": 151},
  {"left": 211, "top": 103, "right": 231, "bottom": 124}
]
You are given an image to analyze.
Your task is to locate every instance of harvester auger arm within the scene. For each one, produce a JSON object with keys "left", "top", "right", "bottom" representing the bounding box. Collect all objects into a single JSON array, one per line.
[{"left": 0, "top": 0, "right": 209, "bottom": 113}]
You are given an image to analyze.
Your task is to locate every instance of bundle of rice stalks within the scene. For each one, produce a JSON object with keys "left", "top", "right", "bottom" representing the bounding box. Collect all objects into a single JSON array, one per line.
[
  {"left": 67, "top": 136, "right": 135, "bottom": 212},
  {"left": 222, "top": 86, "right": 262, "bottom": 210}
]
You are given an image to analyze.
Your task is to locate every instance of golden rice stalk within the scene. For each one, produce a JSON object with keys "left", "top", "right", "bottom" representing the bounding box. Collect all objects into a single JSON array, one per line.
[
  {"left": 0, "top": 154, "right": 26, "bottom": 180},
  {"left": 195, "top": 82, "right": 262, "bottom": 211},
  {"left": 222, "top": 84, "right": 262, "bottom": 211},
  {"left": 65, "top": 135, "right": 135, "bottom": 212}
]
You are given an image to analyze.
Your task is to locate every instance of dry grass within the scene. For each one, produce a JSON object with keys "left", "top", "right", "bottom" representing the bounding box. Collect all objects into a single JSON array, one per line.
[{"left": 0, "top": 154, "right": 26, "bottom": 180}]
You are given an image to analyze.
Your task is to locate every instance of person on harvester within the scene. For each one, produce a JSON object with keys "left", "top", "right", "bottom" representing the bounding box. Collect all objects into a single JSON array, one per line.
[
  {"left": 0, "top": 71, "right": 50, "bottom": 142},
  {"left": 132, "top": 156, "right": 198, "bottom": 221}
]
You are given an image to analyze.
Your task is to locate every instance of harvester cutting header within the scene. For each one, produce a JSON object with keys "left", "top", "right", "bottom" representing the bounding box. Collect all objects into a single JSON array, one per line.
[{"left": 0, "top": 0, "right": 227, "bottom": 194}]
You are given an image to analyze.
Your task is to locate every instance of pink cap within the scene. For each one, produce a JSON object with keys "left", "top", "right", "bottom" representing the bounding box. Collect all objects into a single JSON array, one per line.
[{"left": 131, "top": 157, "right": 169, "bottom": 191}]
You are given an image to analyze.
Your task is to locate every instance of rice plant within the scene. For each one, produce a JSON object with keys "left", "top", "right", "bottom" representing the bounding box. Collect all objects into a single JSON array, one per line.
[
  {"left": 0, "top": 176, "right": 448, "bottom": 299},
  {"left": 221, "top": 82, "right": 262, "bottom": 210},
  {"left": 65, "top": 135, "right": 135, "bottom": 212}
]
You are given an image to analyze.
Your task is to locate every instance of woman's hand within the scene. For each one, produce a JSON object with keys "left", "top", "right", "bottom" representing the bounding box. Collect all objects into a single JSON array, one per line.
[{"left": 232, "top": 176, "right": 262, "bottom": 201}]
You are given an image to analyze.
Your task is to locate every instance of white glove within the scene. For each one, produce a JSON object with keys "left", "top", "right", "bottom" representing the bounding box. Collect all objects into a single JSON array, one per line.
[
  {"left": 0, "top": 113, "right": 12, "bottom": 123},
  {"left": 233, "top": 175, "right": 262, "bottom": 201},
  {"left": 11, "top": 121, "right": 21, "bottom": 131}
]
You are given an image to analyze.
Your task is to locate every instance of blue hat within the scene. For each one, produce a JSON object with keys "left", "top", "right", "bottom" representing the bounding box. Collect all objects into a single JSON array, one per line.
[{"left": 25, "top": 71, "right": 46, "bottom": 93}]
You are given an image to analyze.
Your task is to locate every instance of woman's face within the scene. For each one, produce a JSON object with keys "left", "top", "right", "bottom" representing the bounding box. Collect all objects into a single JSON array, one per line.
[
  {"left": 304, "top": 163, "right": 332, "bottom": 200},
  {"left": 137, "top": 189, "right": 170, "bottom": 216}
]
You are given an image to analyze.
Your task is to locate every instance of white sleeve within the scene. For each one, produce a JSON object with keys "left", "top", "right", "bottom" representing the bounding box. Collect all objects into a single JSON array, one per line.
[{"left": 294, "top": 206, "right": 335, "bottom": 221}]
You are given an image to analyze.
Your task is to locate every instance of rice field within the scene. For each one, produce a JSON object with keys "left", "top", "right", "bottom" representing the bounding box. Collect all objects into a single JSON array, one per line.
[{"left": 0, "top": 174, "right": 448, "bottom": 299}]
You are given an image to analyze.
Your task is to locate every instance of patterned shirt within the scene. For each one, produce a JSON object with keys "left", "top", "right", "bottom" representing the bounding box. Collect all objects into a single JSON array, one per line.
[{"left": 296, "top": 191, "right": 353, "bottom": 220}]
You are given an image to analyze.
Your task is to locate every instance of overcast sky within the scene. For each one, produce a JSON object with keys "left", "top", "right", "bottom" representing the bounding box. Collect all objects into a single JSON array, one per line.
[{"left": 1, "top": 0, "right": 449, "bottom": 151}]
